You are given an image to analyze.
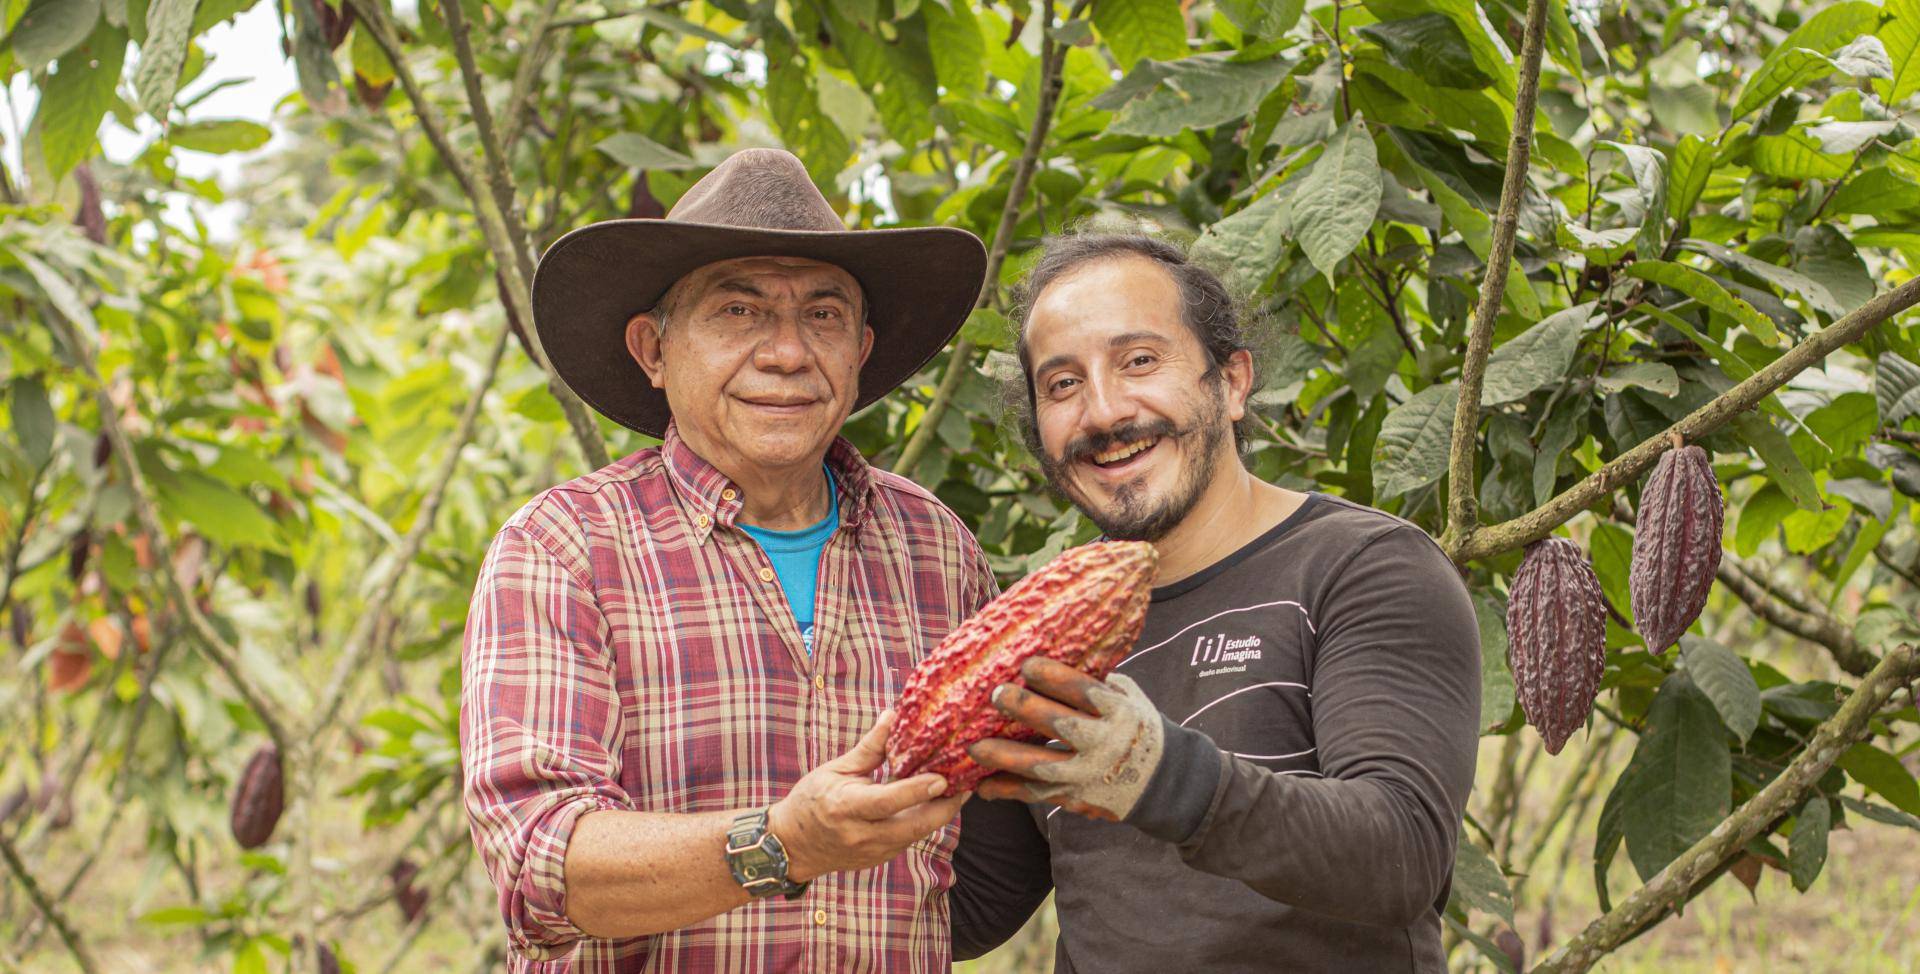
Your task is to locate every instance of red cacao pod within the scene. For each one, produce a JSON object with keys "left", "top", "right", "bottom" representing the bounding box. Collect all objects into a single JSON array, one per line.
[
  {"left": 884, "top": 540, "right": 1156, "bottom": 793},
  {"left": 230, "top": 744, "right": 285, "bottom": 849},
  {"left": 1629, "top": 445, "right": 1723, "bottom": 654},
  {"left": 1506, "top": 537, "right": 1607, "bottom": 755}
]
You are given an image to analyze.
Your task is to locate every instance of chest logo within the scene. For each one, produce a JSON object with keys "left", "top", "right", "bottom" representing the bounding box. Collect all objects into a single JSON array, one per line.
[{"left": 1191, "top": 632, "right": 1263, "bottom": 677}]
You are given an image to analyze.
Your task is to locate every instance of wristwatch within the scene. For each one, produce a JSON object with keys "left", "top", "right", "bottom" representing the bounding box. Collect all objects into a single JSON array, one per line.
[{"left": 725, "top": 808, "right": 809, "bottom": 900}]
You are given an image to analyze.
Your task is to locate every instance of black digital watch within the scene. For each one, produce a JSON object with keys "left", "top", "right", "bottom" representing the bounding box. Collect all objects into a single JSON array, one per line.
[{"left": 725, "top": 808, "right": 809, "bottom": 900}]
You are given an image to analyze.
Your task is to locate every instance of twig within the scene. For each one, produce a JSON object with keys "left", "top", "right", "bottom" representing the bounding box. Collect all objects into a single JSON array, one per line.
[
  {"left": 1443, "top": 0, "right": 1552, "bottom": 552},
  {"left": 1873, "top": 541, "right": 1920, "bottom": 591},
  {"left": 892, "top": 0, "right": 1085, "bottom": 478},
  {"left": 1874, "top": 427, "right": 1920, "bottom": 447},
  {"left": 0, "top": 830, "right": 96, "bottom": 974},
  {"left": 344, "top": 0, "right": 611, "bottom": 472},
  {"left": 1455, "top": 274, "right": 1920, "bottom": 562},
  {"left": 1531, "top": 643, "right": 1920, "bottom": 973}
]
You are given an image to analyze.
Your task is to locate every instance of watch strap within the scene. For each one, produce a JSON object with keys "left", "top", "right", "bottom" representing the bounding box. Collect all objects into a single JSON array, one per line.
[{"left": 725, "top": 808, "right": 809, "bottom": 900}]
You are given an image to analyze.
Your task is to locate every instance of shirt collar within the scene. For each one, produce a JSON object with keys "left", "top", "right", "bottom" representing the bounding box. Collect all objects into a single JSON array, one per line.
[{"left": 661, "top": 420, "right": 877, "bottom": 542}]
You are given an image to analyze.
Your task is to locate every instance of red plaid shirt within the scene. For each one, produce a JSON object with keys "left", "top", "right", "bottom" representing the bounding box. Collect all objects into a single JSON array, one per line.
[{"left": 461, "top": 423, "right": 995, "bottom": 972}]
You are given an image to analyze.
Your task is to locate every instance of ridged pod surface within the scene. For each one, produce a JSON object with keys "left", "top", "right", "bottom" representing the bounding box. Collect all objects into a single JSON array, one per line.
[
  {"left": 230, "top": 743, "right": 285, "bottom": 849},
  {"left": 1507, "top": 538, "right": 1607, "bottom": 755},
  {"left": 884, "top": 541, "right": 1156, "bottom": 793},
  {"left": 1630, "top": 445, "right": 1724, "bottom": 654}
]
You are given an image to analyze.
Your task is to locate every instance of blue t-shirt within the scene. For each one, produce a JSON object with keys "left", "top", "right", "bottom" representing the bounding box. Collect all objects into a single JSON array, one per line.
[{"left": 738, "top": 469, "right": 840, "bottom": 654}]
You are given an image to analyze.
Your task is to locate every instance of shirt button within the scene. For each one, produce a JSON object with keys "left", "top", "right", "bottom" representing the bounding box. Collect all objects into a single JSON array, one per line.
[
  {"left": 813, "top": 909, "right": 827, "bottom": 926},
  {"left": 758, "top": 567, "right": 775, "bottom": 582},
  {"left": 721, "top": 488, "right": 737, "bottom": 501},
  {"left": 695, "top": 513, "right": 710, "bottom": 528},
  {"left": 813, "top": 674, "right": 825, "bottom": 690}
]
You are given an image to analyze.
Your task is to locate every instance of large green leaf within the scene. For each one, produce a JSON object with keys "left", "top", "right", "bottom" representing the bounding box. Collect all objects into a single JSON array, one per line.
[
  {"left": 31, "top": 22, "right": 124, "bottom": 184},
  {"left": 1679, "top": 636, "right": 1760, "bottom": 744},
  {"left": 1837, "top": 743, "right": 1920, "bottom": 816},
  {"left": 8, "top": 376, "right": 55, "bottom": 469},
  {"left": 764, "top": 36, "right": 852, "bottom": 183},
  {"left": 1479, "top": 302, "right": 1597, "bottom": 405},
  {"left": 823, "top": 5, "right": 938, "bottom": 147},
  {"left": 922, "top": 0, "right": 985, "bottom": 95},
  {"left": 1667, "top": 134, "right": 1714, "bottom": 221},
  {"left": 1471, "top": 594, "right": 1514, "bottom": 733},
  {"left": 1372, "top": 382, "right": 1457, "bottom": 499},
  {"left": 1619, "top": 672, "right": 1731, "bottom": 882},
  {"left": 1292, "top": 117, "right": 1382, "bottom": 278},
  {"left": 1192, "top": 182, "right": 1294, "bottom": 293},
  {"left": 1876, "top": 353, "right": 1920, "bottom": 426},
  {"left": 1750, "top": 130, "right": 1853, "bottom": 180},
  {"left": 152, "top": 468, "right": 287, "bottom": 552},
  {"left": 594, "top": 133, "right": 699, "bottom": 170},
  {"left": 1880, "top": 0, "right": 1920, "bottom": 105},
  {"left": 1788, "top": 796, "right": 1831, "bottom": 892},
  {"left": 1355, "top": 14, "right": 1490, "bottom": 90},
  {"left": 1683, "top": 240, "right": 1845, "bottom": 318},
  {"left": 170, "top": 118, "right": 271, "bottom": 154},
  {"left": 5, "top": 0, "right": 100, "bottom": 73},
  {"left": 1091, "top": 0, "right": 1187, "bottom": 70},
  {"left": 1623, "top": 260, "right": 1778, "bottom": 345},
  {"left": 132, "top": 0, "right": 196, "bottom": 119},
  {"left": 1599, "top": 141, "right": 1668, "bottom": 257},
  {"left": 1733, "top": 413, "right": 1824, "bottom": 511},
  {"left": 1451, "top": 834, "right": 1514, "bottom": 925},
  {"left": 1095, "top": 53, "right": 1294, "bottom": 138},
  {"left": 1732, "top": 2, "right": 1882, "bottom": 119},
  {"left": 1215, "top": 0, "right": 1305, "bottom": 37}
]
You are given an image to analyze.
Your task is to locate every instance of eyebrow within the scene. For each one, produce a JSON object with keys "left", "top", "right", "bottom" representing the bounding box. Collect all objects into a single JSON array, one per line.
[
  {"left": 806, "top": 284, "right": 856, "bottom": 305},
  {"left": 709, "top": 278, "right": 767, "bottom": 299},
  {"left": 1030, "top": 331, "right": 1172, "bottom": 379}
]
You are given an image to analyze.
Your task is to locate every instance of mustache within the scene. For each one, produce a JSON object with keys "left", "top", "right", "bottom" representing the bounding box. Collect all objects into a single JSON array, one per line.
[{"left": 1056, "top": 418, "right": 1182, "bottom": 465}]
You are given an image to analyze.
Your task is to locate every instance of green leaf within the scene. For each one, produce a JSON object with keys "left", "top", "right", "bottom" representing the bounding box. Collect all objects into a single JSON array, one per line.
[
  {"left": 1682, "top": 239, "right": 1845, "bottom": 318},
  {"left": 1600, "top": 141, "right": 1668, "bottom": 257},
  {"left": 1292, "top": 117, "right": 1382, "bottom": 278},
  {"left": 17, "top": 249, "right": 98, "bottom": 338},
  {"left": 5, "top": 0, "right": 100, "bottom": 73},
  {"left": 1451, "top": 834, "right": 1514, "bottom": 925},
  {"left": 350, "top": 21, "right": 392, "bottom": 86},
  {"left": 822, "top": 6, "right": 938, "bottom": 147},
  {"left": 139, "top": 905, "right": 215, "bottom": 926},
  {"left": 1878, "top": 353, "right": 1920, "bottom": 425},
  {"left": 169, "top": 118, "right": 271, "bottom": 154},
  {"left": 1589, "top": 521, "right": 1634, "bottom": 623},
  {"left": 922, "top": 0, "right": 984, "bottom": 95},
  {"left": 1788, "top": 796, "right": 1831, "bottom": 892},
  {"left": 1096, "top": 53, "right": 1294, "bottom": 138},
  {"left": 1837, "top": 743, "right": 1920, "bottom": 816},
  {"left": 1597, "top": 362, "right": 1680, "bottom": 398},
  {"left": 1750, "top": 130, "right": 1852, "bottom": 180},
  {"left": 132, "top": 0, "right": 196, "bottom": 119},
  {"left": 1732, "top": 2, "right": 1880, "bottom": 119},
  {"left": 1840, "top": 795, "right": 1920, "bottom": 832},
  {"left": 1372, "top": 382, "right": 1457, "bottom": 499},
  {"left": 32, "top": 22, "right": 126, "bottom": 184},
  {"left": 1479, "top": 302, "right": 1597, "bottom": 405},
  {"left": 1679, "top": 636, "right": 1761, "bottom": 744},
  {"left": 8, "top": 376, "right": 55, "bottom": 469},
  {"left": 1472, "top": 594, "right": 1514, "bottom": 733},
  {"left": 1880, "top": 0, "right": 1920, "bottom": 105},
  {"left": 152, "top": 468, "right": 286, "bottom": 552},
  {"left": 1355, "top": 14, "right": 1491, "bottom": 90},
  {"left": 1192, "top": 183, "right": 1294, "bottom": 293},
  {"left": 1619, "top": 672, "right": 1731, "bottom": 882},
  {"left": 1782, "top": 501, "right": 1850, "bottom": 553},
  {"left": 959, "top": 307, "right": 1012, "bottom": 351},
  {"left": 1732, "top": 414, "right": 1824, "bottom": 511},
  {"left": 1668, "top": 134, "right": 1714, "bottom": 221},
  {"left": 1807, "top": 118, "right": 1898, "bottom": 154},
  {"left": 1623, "top": 260, "right": 1778, "bottom": 345},
  {"left": 594, "top": 132, "right": 699, "bottom": 170},
  {"left": 1091, "top": 0, "right": 1187, "bottom": 70},
  {"left": 1215, "top": 0, "right": 1304, "bottom": 37},
  {"left": 764, "top": 36, "right": 851, "bottom": 183}
]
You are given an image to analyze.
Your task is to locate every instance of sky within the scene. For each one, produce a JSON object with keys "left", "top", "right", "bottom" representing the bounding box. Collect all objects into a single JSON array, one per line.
[{"left": 4, "top": 1, "right": 298, "bottom": 239}]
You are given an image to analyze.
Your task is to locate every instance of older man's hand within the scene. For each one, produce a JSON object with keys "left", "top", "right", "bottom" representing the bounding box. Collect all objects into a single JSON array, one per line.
[
  {"left": 769, "top": 710, "right": 966, "bottom": 883},
  {"left": 967, "top": 657, "right": 1167, "bottom": 821}
]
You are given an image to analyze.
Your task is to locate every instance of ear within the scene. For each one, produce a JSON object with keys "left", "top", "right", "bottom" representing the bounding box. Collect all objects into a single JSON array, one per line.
[
  {"left": 1220, "top": 348, "right": 1255, "bottom": 424},
  {"left": 627, "top": 312, "right": 667, "bottom": 389},
  {"left": 857, "top": 323, "right": 875, "bottom": 370}
]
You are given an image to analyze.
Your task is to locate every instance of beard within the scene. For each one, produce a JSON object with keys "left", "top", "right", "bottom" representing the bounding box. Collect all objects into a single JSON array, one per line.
[{"left": 1038, "top": 379, "right": 1229, "bottom": 543}]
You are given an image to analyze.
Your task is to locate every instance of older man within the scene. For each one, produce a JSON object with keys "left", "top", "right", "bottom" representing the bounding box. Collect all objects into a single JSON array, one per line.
[
  {"left": 947, "top": 234, "right": 1482, "bottom": 971},
  {"left": 462, "top": 148, "right": 993, "bottom": 972}
]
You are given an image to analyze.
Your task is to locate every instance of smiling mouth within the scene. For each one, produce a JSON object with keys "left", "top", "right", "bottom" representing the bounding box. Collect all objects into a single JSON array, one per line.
[{"left": 1087, "top": 437, "right": 1159, "bottom": 469}]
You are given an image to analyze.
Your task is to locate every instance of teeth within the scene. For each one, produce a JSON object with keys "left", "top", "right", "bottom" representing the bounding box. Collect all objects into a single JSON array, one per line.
[{"left": 1092, "top": 439, "right": 1153, "bottom": 465}]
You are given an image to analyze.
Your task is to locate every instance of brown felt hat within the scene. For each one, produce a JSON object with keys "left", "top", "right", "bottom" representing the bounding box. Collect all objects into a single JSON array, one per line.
[{"left": 531, "top": 147, "right": 988, "bottom": 439}]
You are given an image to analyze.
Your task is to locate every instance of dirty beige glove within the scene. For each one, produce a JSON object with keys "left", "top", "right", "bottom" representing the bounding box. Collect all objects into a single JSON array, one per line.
[{"left": 967, "top": 658, "right": 1168, "bottom": 821}]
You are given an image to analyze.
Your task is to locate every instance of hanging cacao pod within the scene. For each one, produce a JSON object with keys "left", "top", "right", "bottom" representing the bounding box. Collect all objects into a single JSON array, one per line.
[
  {"left": 1495, "top": 928, "right": 1525, "bottom": 971},
  {"left": 230, "top": 744, "right": 285, "bottom": 849},
  {"left": 884, "top": 541, "right": 1156, "bottom": 794},
  {"left": 314, "top": 0, "right": 355, "bottom": 49},
  {"left": 391, "top": 858, "right": 428, "bottom": 922},
  {"left": 67, "top": 530, "right": 91, "bottom": 583},
  {"left": 316, "top": 942, "right": 340, "bottom": 974},
  {"left": 1629, "top": 444, "right": 1723, "bottom": 654},
  {"left": 1506, "top": 537, "right": 1607, "bottom": 755}
]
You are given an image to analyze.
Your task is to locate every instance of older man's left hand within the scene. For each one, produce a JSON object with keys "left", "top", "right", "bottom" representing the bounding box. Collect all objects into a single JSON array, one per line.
[{"left": 967, "top": 657, "right": 1167, "bottom": 821}]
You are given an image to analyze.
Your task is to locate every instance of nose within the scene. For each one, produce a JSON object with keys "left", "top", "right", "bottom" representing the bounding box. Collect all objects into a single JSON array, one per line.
[
  {"left": 752, "top": 312, "right": 810, "bottom": 373},
  {"left": 1079, "top": 372, "right": 1138, "bottom": 434}
]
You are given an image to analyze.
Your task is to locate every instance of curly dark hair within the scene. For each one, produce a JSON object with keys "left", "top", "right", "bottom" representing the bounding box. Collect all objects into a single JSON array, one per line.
[{"left": 1009, "top": 233, "right": 1264, "bottom": 454}]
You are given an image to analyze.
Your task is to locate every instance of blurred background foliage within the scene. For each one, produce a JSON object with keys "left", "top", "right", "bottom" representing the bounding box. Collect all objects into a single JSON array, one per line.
[{"left": 1, "top": 0, "right": 1919, "bottom": 971}]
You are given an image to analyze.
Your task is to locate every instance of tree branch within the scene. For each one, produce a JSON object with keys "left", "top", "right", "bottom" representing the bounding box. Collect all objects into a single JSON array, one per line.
[
  {"left": 344, "top": 0, "right": 611, "bottom": 472},
  {"left": 892, "top": 0, "right": 1082, "bottom": 478},
  {"left": 1442, "top": 0, "right": 1551, "bottom": 552},
  {"left": 1531, "top": 643, "right": 1920, "bottom": 973},
  {"left": 1453, "top": 274, "right": 1920, "bottom": 562},
  {"left": 0, "top": 829, "right": 96, "bottom": 974},
  {"left": 43, "top": 312, "right": 295, "bottom": 759}
]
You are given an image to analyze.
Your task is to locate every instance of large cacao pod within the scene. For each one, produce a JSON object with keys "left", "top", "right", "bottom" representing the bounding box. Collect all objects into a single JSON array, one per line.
[
  {"left": 1629, "top": 445, "right": 1723, "bottom": 654},
  {"left": 1506, "top": 537, "right": 1607, "bottom": 755},
  {"left": 884, "top": 540, "right": 1156, "bottom": 793},
  {"left": 230, "top": 744, "right": 285, "bottom": 849}
]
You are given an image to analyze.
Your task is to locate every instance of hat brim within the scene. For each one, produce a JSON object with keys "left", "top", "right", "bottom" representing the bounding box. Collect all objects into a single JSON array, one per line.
[{"left": 531, "top": 220, "right": 988, "bottom": 439}]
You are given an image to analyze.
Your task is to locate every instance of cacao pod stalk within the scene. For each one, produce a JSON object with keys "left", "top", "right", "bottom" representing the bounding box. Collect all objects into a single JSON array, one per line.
[
  {"left": 1629, "top": 444, "right": 1724, "bottom": 654},
  {"left": 884, "top": 540, "right": 1156, "bottom": 794},
  {"left": 230, "top": 744, "right": 286, "bottom": 849},
  {"left": 1506, "top": 537, "right": 1607, "bottom": 755}
]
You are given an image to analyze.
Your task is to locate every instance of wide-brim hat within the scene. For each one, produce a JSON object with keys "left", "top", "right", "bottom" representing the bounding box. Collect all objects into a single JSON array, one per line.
[{"left": 531, "top": 148, "right": 988, "bottom": 439}]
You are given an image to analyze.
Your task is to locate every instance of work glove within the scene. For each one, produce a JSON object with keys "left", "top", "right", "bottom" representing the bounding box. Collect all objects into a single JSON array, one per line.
[{"left": 967, "top": 657, "right": 1167, "bottom": 821}]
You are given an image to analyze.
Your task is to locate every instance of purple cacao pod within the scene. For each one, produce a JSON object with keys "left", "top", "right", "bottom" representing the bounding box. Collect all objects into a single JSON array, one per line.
[
  {"left": 1630, "top": 445, "right": 1724, "bottom": 654},
  {"left": 1507, "top": 537, "right": 1607, "bottom": 755}
]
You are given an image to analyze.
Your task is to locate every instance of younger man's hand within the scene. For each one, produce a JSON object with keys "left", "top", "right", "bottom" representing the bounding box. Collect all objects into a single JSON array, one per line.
[{"left": 968, "top": 657, "right": 1166, "bottom": 821}]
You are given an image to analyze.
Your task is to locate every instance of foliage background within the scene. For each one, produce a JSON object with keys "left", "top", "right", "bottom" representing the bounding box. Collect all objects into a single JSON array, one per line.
[{"left": 2, "top": 0, "right": 1919, "bottom": 971}]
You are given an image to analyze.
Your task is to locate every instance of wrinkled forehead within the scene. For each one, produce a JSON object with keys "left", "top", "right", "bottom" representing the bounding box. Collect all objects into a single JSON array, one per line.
[{"left": 675, "top": 255, "right": 865, "bottom": 304}]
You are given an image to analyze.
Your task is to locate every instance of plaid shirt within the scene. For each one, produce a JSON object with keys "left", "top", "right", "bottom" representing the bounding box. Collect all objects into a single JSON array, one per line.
[{"left": 461, "top": 422, "right": 996, "bottom": 972}]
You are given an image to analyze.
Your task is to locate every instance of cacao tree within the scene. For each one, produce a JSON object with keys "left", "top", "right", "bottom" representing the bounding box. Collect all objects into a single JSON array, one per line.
[{"left": 1, "top": 0, "right": 1918, "bottom": 971}]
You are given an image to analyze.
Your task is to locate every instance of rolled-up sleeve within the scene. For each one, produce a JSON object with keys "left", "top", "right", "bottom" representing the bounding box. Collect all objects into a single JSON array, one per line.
[{"left": 461, "top": 523, "right": 631, "bottom": 961}]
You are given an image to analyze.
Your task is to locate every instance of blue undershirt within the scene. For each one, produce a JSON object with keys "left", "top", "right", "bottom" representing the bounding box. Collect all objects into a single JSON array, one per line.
[{"left": 737, "top": 468, "right": 839, "bottom": 654}]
